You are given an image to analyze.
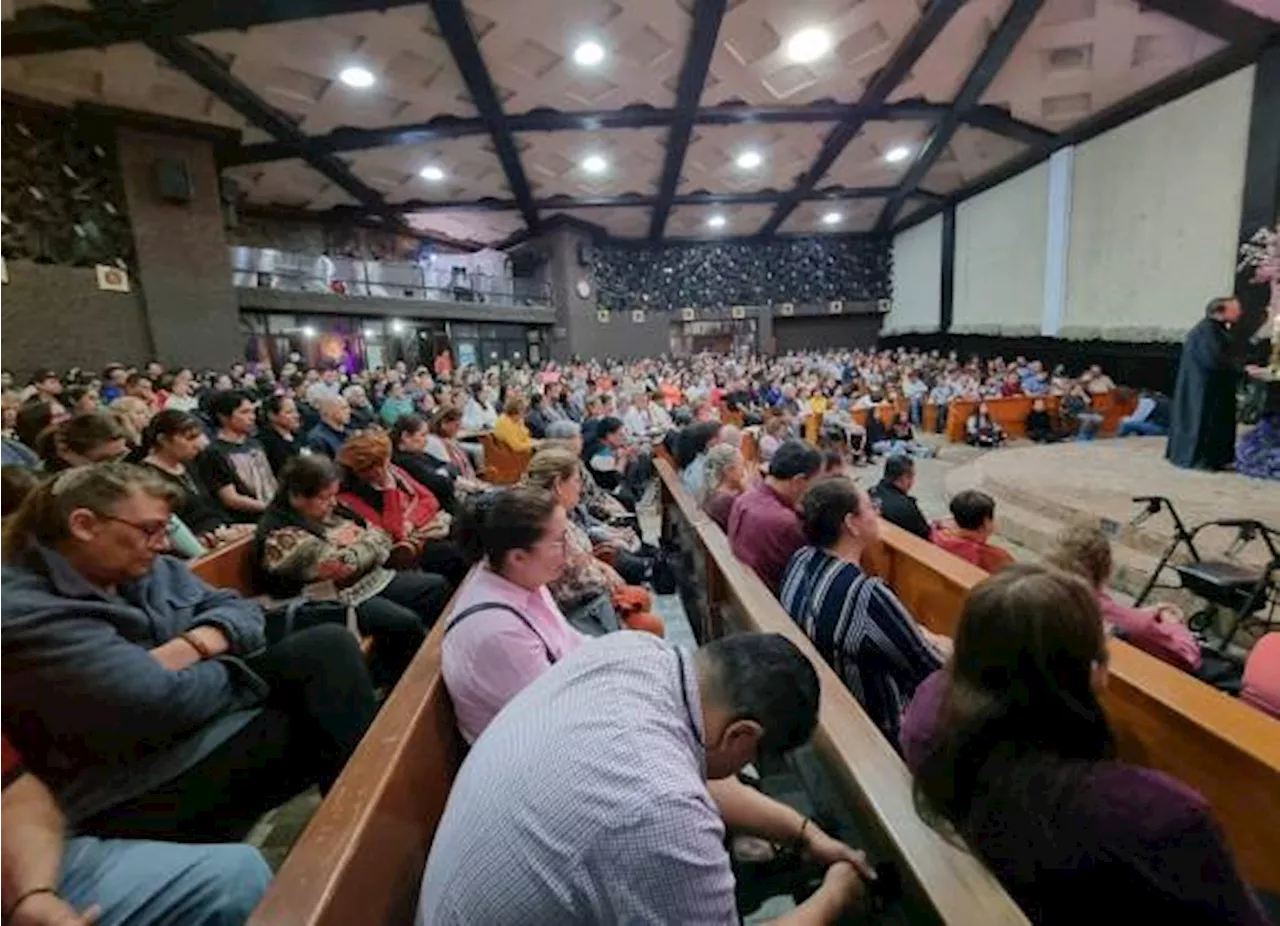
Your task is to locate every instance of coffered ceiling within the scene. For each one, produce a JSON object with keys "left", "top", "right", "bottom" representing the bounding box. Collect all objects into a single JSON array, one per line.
[{"left": 2, "top": 0, "right": 1273, "bottom": 248}]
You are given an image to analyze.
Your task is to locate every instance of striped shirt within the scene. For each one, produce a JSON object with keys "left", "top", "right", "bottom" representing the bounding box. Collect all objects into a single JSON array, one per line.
[
  {"left": 780, "top": 546, "right": 942, "bottom": 746},
  {"left": 417, "top": 632, "right": 736, "bottom": 926}
]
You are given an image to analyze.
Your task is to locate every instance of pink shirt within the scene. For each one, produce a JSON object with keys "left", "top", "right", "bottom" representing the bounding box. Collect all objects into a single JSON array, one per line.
[
  {"left": 1098, "top": 592, "right": 1201, "bottom": 673},
  {"left": 442, "top": 564, "right": 584, "bottom": 743},
  {"left": 1242, "top": 632, "right": 1280, "bottom": 719}
]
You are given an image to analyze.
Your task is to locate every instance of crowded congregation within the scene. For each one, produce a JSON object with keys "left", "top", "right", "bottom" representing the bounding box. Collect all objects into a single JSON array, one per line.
[{"left": 4, "top": 2, "right": 1280, "bottom": 925}]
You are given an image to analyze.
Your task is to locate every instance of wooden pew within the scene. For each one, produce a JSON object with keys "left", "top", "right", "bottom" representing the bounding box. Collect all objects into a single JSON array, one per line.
[
  {"left": 248, "top": 618, "right": 463, "bottom": 926},
  {"left": 656, "top": 460, "right": 1030, "bottom": 925},
  {"left": 864, "top": 520, "right": 1280, "bottom": 893},
  {"left": 190, "top": 536, "right": 255, "bottom": 594},
  {"left": 478, "top": 433, "right": 531, "bottom": 485}
]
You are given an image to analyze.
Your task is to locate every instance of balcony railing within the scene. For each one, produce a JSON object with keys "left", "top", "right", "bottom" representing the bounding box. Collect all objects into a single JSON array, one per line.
[{"left": 229, "top": 247, "right": 550, "bottom": 307}]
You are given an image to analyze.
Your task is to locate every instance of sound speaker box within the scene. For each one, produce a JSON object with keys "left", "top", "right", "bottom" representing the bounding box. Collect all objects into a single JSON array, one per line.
[{"left": 153, "top": 158, "right": 193, "bottom": 203}]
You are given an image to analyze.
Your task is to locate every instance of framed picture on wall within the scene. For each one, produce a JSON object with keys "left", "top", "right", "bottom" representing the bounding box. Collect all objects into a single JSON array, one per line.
[
  {"left": 681, "top": 307, "right": 696, "bottom": 321},
  {"left": 597, "top": 309, "right": 611, "bottom": 323},
  {"left": 731, "top": 306, "right": 746, "bottom": 320},
  {"left": 631, "top": 309, "right": 646, "bottom": 323},
  {"left": 96, "top": 264, "right": 130, "bottom": 292}
]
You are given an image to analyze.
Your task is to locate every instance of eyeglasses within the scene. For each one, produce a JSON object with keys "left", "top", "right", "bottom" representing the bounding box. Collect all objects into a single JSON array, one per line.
[{"left": 98, "top": 514, "right": 171, "bottom": 544}]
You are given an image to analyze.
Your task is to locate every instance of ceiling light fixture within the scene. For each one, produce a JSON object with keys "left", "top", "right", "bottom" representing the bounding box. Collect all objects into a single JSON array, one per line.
[
  {"left": 419, "top": 165, "right": 446, "bottom": 182},
  {"left": 301, "top": 325, "right": 317, "bottom": 338},
  {"left": 736, "top": 150, "right": 762, "bottom": 169},
  {"left": 707, "top": 214, "right": 727, "bottom": 229},
  {"left": 884, "top": 145, "right": 912, "bottom": 163},
  {"left": 573, "top": 40, "right": 605, "bottom": 67},
  {"left": 363, "top": 327, "right": 378, "bottom": 338},
  {"left": 390, "top": 319, "right": 406, "bottom": 333},
  {"left": 822, "top": 211, "right": 842, "bottom": 226},
  {"left": 582, "top": 154, "right": 608, "bottom": 174},
  {"left": 338, "top": 65, "right": 376, "bottom": 88},
  {"left": 785, "top": 27, "right": 832, "bottom": 63}
]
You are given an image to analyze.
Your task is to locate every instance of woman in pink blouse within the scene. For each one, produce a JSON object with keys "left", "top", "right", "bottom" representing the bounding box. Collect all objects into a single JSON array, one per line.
[{"left": 442, "top": 486, "right": 583, "bottom": 743}]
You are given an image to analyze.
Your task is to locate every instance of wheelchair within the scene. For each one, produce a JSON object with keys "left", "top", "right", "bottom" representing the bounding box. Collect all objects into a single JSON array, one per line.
[{"left": 1129, "top": 496, "right": 1280, "bottom": 651}]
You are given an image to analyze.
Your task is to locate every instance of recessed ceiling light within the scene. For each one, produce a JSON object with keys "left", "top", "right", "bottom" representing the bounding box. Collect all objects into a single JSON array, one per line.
[
  {"left": 785, "top": 27, "right": 832, "bottom": 64},
  {"left": 736, "top": 150, "right": 763, "bottom": 170},
  {"left": 822, "top": 211, "right": 842, "bottom": 225},
  {"left": 419, "top": 165, "right": 446, "bottom": 182},
  {"left": 338, "top": 66, "right": 376, "bottom": 88},
  {"left": 301, "top": 325, "right": 317, "bottom": 338},
  {"left": 884, "top": 145, "right": 912, "bottom": 164},
  {"left": 707, "top": 214, "right": 727, "bottom": 229},
  {"left": 573, "top": 40, "right": 605, "bottom": 67},
  {"left": 390, "top": 319, "right": 406, "bottom": 333},
  {"left": 363, "top": 327, "right": 378, "bottom": 338},
  {"left": 581, "top": 154, "right": 608, "bottom": 174}
]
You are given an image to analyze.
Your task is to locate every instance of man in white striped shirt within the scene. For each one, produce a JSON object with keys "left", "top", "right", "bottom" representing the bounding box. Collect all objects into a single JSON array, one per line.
[{"left": 417, "top": 631, "right": 873, "bottom": 925}]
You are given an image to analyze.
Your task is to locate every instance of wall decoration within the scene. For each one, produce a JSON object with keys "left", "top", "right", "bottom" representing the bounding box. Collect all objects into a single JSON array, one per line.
[
  {"left": 779, "top": 302, "right": 795, "bottom": 316},
  {"left": 631, "top": 309, "right": 646, "bottom": 323},
  {"left": 1, "top": 101, "right": 134, "bottom": 268},
  {"left": 680, "top": 307, "right": 696, "bottom": 321},
  {"left": 829, "top": 300, "right": 844, "bottom": 314},
  {"left": 589, "top": 236, "right": 889, "bottom": 311},
  {"left": 95, "top": 263, "right": 130, "bottom": 292},
  {"left": 597, "top": 309, "right": 611, "bottom": 323}
]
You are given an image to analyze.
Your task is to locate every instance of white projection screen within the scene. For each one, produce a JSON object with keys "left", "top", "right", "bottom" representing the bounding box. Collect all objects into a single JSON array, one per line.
[
  {"left": 952, "top": 162, "right": 1049, "bottom": 336},
  {"left": 1063, "top": 67, "right": 1254, "bottom": 342},
  {"left": 886, "top": 214, "right": 943, "bottom": 334}
]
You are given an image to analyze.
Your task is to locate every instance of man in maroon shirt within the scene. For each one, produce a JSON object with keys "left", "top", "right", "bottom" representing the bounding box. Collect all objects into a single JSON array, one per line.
[{"left": 728, "top": 439, "right": 822, "bottom": 591}]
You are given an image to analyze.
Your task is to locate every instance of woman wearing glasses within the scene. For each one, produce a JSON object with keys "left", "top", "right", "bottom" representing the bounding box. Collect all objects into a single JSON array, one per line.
[{"left": 1, "top": 462, "right": 377, "bottom": 844}]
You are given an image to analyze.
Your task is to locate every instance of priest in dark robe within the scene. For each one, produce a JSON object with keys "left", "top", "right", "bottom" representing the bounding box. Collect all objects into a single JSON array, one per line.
[{"left": 1166, "top": 297, "right": 1242, "bottom": 470}]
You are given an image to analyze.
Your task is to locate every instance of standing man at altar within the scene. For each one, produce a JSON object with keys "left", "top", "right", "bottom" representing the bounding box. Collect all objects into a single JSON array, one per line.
[{"left": 1166, "top": 297, "right": 1243, "bottom": 471}]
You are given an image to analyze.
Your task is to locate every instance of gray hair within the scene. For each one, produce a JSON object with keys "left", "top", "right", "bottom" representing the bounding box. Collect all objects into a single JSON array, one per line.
[
  {"left": 704, "top": 443, "right": 741, "bottom": 489},
  {"left": 545, "top": 420, "right": 581, "bottom": 441}
]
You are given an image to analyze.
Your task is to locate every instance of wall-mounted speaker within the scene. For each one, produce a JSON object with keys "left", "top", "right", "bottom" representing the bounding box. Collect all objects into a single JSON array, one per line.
[{"left": 153, "top": 157, "right": 193, "bottom": 203}]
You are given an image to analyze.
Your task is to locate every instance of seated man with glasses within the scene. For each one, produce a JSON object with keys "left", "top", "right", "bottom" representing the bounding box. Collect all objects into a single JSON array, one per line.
[{"left": 1, "top": 462, "right": 377, "bottom": 844}]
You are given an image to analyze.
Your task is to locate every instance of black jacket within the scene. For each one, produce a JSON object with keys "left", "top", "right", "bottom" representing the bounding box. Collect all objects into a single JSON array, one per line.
[{"left": 869, "top": 480, "right": 931, "bottom": 540}]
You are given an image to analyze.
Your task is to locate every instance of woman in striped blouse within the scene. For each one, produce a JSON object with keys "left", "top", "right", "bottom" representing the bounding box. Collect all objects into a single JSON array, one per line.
[{"left": 780, "top": 477, "right": 949, "bottom": 746}]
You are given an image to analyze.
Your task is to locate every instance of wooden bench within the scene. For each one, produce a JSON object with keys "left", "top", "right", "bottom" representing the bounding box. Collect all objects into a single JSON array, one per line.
[
  {"left": 863, "top": 520, "right": 1280, "bottom": 893},
  {"left": 478, "top": 433, "right": 531, "bottom": 485},
  {"left": 945, "top": 392, "right": 1138, "bottom": 443},
  {"left": 656, "top": 460, "right": 1030, "bottom": 925},
  {"left": 190, "top": 536, "right": 255, "bottom": 594}
]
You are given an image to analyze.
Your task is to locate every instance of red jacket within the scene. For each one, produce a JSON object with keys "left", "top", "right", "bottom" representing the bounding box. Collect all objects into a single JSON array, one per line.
[
  {"left": 930, "top": 525, "right": 1014, "bottom": 573},
  {"left": 339, "top": 464, "right": 440, "bottom": 543}
]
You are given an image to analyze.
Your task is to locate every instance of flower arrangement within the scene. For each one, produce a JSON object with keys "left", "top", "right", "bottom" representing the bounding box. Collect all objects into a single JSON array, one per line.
[{"left": 1238, "top": 225, "right": 1280, "bottom": 373}]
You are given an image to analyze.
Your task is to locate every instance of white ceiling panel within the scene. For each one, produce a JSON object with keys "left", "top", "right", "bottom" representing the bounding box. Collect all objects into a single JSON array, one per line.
[
  {"left": 404, "top": 209, "right": 526, "bottom": 246},
  {"left": 821, "top": 120, "right": 934, "bottom": 189},
  {"left": 678, "top": 122, "right": 828, "bottom": 194},
  {"left": 778, "top": 197, "right": 884, "bottom": 234},
  {"left": 341, "top": 136, "right": 510, "bottom": 203},
  {"left": 519, "top": 128, "right": 666, "bottom": 198},
  {"left": 922, "top": 125, "right": 1027, "bottom": 193},
  {"left": 664, "top": 202, "right": 774, "bottom": 238},
  {"left": 223, "top": 159, "right": 362, "bottom": 210}
]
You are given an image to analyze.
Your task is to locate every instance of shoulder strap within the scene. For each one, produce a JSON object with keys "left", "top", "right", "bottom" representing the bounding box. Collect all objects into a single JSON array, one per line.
[{"left": 445, "top": 601, "right": 556, "bottom": 664}]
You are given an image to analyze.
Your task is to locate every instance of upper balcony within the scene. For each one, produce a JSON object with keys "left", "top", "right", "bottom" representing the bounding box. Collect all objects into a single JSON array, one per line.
[{"left": 229, "top": 247, "right": 555, "bottom": 324}]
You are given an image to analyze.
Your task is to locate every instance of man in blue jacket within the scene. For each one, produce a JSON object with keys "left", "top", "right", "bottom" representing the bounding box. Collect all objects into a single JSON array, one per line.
[{"left": 2, "top": 462, "right": 376, "bottom": 841}]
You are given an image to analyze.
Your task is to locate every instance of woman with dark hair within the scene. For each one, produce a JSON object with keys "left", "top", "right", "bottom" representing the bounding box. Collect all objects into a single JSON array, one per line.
[
  {"left": 675, "top": 420, "right": 722, "bottom": 502},
  {"left": 425, "top": 407, "right": 487, "bottom": 495},
  {"left": 64, "top": 385, "right": 101, "bottom": 416},
  {"left": 902, "top": 564, "right": 1267, "bottom": 925},
  {"left": 255, "top": 455, "right": 450, "bottom": 684},
  {"left": 140, "top": 409, "right": 248, "bottom": 547},
  {"left": 442, "top": 485, "right": 582, "bottom": 743},
  {"left": 259, "top": 395, "right": 303, "bottom": 475},
  {"left": 336, "top": 431, "right": 469, "bottom": 588},
  {"left": 15, "top": 398, "right": 68, "bottom": 455},
  {"left": 964, "top": 402, "right": 1006, "bottom": 448},
  {"left": 390, "top": 413, "right": 458, "bottom": 512},
  {"left": 39, "top": 412, "right": 130, "bottom": 473}
]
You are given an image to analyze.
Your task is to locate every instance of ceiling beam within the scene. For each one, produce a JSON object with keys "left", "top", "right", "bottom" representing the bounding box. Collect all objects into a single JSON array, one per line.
[
  {"left": 2, "top": 0, "right": 426, "bottom": 58},
  {"left": 223, "top": 100, "right": 952, "bottom": 165},
  {"left": 648, "top": 0, "right": 729, "bottom": 240},
  {"left": 889, "top": 29, "right": 1270, "bottom": 237},
  {"left": 963, "top": 104, "right": 1055, "bottom": 146},
  {"left": 427, "top": 0, "right": 539, "bottom": 233},
  {"left": 876, "top": 0, "right": 1045, "bottom": 231},
  {"left": 388, "top": 186, "right": 903, "bottom": 213},
  {"left": 758, "top": 0, "right": 966, "bottom": 238},
  {"left": 1135, "top": 0, "right": 1276, "bottom": 45}
]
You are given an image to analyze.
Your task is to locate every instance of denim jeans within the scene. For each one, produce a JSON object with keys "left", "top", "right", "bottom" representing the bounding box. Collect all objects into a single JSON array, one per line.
[
  {"left": 1117, "top": 420, "right": 1167, "bottom": 437},
  {"left": 60, "top": 836, "right": 270, "bottom": 926}
]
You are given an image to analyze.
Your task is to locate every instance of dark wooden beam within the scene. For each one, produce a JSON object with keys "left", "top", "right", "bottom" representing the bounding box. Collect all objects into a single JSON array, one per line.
[
  {"left": 648, "top": 0, "right": 729, "bottom": 240},
  {"left": 223, "top": 100, "right": 951, "bottom": 165},
  {"left": 877, "top": 0, "right": 1045, "bottom": 231},
  {"left": 2, "top": 0, "right": 426, "bottom": 57},
  {"left": 891, "top": 38, "right": 1269, "bottom": 236},
  {"left": 390, "top": 186, "right": 900, "bottom": 213},
  {"left": 427, "top": 0, "right": 539, "bottom": 233},
  {"left": 939, "top": 202, "right": 956, "bottom": 332},
  {"left": 1136, "top": 0, "right": 1276, "bottom": 45},
  {"left": 758, "top": 0, "right": 965, "bottom": 238}
]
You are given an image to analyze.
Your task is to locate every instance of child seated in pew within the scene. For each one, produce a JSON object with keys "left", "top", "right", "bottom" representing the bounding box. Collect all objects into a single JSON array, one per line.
[
  {"left": 930, "top": 490, "right": 1015, "bottom": 573},
  {"left": 900, "top": 564, "right": 1269, "bottom": 926},
  {"left": 1045, "top": 523, "right": 1201, "bottom": 674}
]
